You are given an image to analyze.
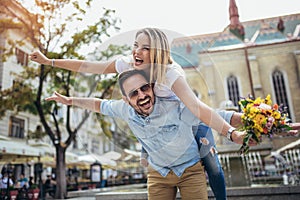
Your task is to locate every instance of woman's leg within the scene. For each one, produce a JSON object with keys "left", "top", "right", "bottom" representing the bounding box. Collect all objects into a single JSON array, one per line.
[
  {"left": 202, "top": 148, "right": 227, "bottom": 200},
  {"left": 194, "top": 124, "right": 227, "bottom": 200}
]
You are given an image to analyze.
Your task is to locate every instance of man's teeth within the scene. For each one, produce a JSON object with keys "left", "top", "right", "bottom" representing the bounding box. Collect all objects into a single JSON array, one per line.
[{"left": 139, "top": 98, "right": 149, "bottom": 105}]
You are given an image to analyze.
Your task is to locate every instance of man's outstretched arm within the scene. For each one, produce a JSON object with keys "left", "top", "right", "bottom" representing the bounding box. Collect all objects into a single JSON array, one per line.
[{"left": 45, "top": 91, "right": 101, "bottom": 113}]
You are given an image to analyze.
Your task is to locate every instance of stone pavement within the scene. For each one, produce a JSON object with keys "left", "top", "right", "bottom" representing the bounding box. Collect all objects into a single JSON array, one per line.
[{"left": 65, "top": 185, "right": 300, "bottom": 200}]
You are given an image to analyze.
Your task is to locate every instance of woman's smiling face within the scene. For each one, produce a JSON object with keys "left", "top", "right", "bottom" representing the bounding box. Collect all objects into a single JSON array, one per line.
[{"left": 132, "top": 32, "right": 151, "bottom": 70}]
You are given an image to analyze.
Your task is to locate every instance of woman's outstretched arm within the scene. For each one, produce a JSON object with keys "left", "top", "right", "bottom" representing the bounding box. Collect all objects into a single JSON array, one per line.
[{"left": 30, "top": 51, "right": 118, "bottom": 74}]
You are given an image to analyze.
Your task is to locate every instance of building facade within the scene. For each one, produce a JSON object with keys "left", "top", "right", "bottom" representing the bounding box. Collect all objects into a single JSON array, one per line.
[
  {"left": 171, "top": 0, "right": 300, "bottom": 186},
  {"left": 0, "top": 0, "right": 119, "bottom": 181}
]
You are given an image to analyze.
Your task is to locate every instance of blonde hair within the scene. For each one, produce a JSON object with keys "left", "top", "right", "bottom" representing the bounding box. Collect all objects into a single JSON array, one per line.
[{"left": 135, "top": 28, "right": 173, "bottom": 84}]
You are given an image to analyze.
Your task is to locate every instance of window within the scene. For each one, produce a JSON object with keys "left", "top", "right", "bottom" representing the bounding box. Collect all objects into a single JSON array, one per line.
[
  {"left": 91, "top": 139, "right": 99, "bottom": 153},
  {"left": 15, "top": 48, "right": 29, "bottom": 66},
  {"left": 9, "top": 116, "right": 25, "bottom": 138},
  {"left": 272, "top": 70, "right": 291, "bottom": 118},
  {"left": 227, "top": 75, "right": 240, "bottom": 109}
]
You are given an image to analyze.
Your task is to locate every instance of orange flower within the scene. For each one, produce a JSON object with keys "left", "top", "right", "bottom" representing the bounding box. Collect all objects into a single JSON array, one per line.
[{"left": 263, "top": 127, "right": 268, "bottom": 134}]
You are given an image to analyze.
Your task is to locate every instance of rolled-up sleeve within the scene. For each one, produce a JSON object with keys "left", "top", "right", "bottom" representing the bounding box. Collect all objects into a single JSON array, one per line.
[
  {"left": 216, "top": 110, "right": 234, "bottom": 123},
  {"left": 100, "top": 99, "right": 129, "bottom": 119}
]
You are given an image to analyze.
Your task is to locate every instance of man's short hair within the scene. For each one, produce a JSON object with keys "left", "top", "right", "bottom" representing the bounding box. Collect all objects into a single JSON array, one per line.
[{"left": 118, "top": 69, "right": 149, "bottom": 96}]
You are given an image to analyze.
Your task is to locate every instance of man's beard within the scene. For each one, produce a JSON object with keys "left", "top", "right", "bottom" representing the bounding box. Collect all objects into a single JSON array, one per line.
[{"left": 129, "top": 95, "right": 154, "bottom": 117}]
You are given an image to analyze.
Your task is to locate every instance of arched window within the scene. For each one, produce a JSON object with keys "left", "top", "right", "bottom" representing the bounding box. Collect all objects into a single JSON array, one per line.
[
  {"left": 227, "top": 75, "right": 240, "bottom": 108},
  {"left": 272, "top": 70, "right": 291, "bottom": 118}
]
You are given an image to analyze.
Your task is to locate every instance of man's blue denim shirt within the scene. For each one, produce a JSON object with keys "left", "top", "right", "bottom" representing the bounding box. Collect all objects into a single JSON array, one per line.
[{"left": 101, "top": 95, "right": 200, "bottom": 177}]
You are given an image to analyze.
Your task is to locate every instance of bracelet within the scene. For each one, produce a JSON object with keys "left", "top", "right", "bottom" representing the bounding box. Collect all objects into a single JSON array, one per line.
[
  {"left": 226, "top": 127, "right": 236, "bottom": 142},
  {"left": 51, "top": 59, "right": 55, "bottom": 67}
]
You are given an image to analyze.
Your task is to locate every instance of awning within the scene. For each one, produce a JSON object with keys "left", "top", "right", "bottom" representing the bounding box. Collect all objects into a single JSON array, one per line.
[
  {"left": 102, "top": 151, "right": 121, "bottom": 160},
  {"left": 75, "top": 153, "right": 117, "bottom": 167},
  {"left": 0, "top": 139, "right": 43, "bottom": 157},
  {"left": 0, "top": 139, "right": 44, "bottom": 164},
  {"left": 28, "top": 142, "right": 80, "bottom": 167},
  {"left": 124, "top": 149, "right": 140, "bottom": 157}
]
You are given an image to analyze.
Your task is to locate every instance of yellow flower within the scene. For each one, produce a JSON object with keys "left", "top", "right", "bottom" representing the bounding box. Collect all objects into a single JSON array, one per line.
[
  {"left": 254, "top": 97, "right": 262, "bottom": 105},
  {"left": 264, "top": 94, "right": 272, "bottom": 105},
  {"left": 249, "top": 106, "right": 259, "bottom": 114},
  {"left": 241, "top": 113, "right": 246, "bottom": 120},
  {"left": 272, "top": 111, "right": 281, "bottom": 119},
  {"left": 255, "top": 114, "right": 265, "bottom": 124},
  {"left": 248, "top": 112, "right": 256, "bottom": 119}
]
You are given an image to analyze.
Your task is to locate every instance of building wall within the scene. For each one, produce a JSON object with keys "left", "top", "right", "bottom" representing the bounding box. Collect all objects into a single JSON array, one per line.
[
  {"left": 187, "top": 41, "right": 300, "bottom": 122},
  {"left": 0, "top": 0, "right": 113, "bottom": 158}
]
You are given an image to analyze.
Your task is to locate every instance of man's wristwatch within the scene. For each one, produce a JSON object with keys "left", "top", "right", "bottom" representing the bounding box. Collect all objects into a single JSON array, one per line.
[{"left": 227, "top": 127, "right": 236, "bottom": 142}]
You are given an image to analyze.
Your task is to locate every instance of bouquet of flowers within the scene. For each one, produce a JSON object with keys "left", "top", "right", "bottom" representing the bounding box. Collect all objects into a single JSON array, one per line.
[{"left": 238, "top": 94, "right": 291, "bottom": 154}]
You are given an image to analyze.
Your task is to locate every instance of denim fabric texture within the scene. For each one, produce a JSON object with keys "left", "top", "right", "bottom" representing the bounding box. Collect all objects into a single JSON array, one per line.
[{"left": 101, "top": 96, "right": 200, "bottom": 177}]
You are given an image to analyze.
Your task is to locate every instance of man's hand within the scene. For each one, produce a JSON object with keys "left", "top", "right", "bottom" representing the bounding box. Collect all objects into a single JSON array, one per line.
[
  {"left": 288, "top": 123, "right": 300, "bottom": 135},
  {"left": 45, "top": 91, "right": 72, "bottom": 105}
]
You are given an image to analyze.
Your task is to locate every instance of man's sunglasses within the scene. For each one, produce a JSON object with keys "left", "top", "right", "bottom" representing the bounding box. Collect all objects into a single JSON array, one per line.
[{"left": 127, "top": 83, "right": 153, "bottom": 99}]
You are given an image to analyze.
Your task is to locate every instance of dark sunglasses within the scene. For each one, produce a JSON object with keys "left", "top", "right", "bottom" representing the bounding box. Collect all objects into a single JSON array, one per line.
[{"left": 127, "top": 83, "right": 153, "bottom": 99}]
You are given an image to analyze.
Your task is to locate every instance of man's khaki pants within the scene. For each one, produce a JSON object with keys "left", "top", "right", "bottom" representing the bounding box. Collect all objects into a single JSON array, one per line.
[{"left": 147, "top": 162, "right": 208, "bottom": 200}]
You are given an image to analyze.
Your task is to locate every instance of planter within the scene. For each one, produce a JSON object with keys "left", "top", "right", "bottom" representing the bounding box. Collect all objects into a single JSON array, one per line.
[
  {"left": 28, "top": 188, "right": 40, "bottom": 200},
  {"left": 9, "top": 190, "right": 18, "bottom": 200}
]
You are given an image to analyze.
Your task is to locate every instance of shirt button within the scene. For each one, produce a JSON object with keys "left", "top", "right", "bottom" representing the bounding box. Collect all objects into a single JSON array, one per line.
[{"left": 146, "top": 118, "right": 150, "bottom": 124}]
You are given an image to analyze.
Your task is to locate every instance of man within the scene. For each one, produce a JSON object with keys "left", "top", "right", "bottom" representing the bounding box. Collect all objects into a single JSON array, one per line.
[
  {"left": 46, "top": 69, "right": 247, "bottom": 200},
  {"left": 17, "top": 173, "right": 29, "bottom": 188}
]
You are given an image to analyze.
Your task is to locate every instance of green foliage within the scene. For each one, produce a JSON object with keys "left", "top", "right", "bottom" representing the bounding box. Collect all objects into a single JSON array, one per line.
[
  {"left": 1, "top": 1, "right": 135, "bottom": 198},
  {"left": 0, "top": 80, "right": 37, "bottom": 119},
  {"left": 28, "top": 125, "right": 47, "bottom": 139}
]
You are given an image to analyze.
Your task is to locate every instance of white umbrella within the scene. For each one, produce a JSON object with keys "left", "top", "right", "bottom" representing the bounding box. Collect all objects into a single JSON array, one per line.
[{"left": 77, "top": 153, "right": 116, "bottom": 166}]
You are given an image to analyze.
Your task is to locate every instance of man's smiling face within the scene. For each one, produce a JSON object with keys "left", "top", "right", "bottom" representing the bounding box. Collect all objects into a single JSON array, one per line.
[{"left": 123, "top": 73, "right": 155, "bottom": 116}]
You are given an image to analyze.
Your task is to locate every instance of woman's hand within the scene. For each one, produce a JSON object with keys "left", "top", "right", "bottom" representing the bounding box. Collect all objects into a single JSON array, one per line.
[
  {"left": 30, "top": 51, "right": 50, "bottom": 65},
  {"left": 231, "top": 130, "right": 257, "bottom": 146}
]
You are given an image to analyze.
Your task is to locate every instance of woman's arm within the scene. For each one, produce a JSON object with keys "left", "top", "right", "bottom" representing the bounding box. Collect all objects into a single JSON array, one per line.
[
  {"left": 172, "top": 77, "right": 233, "bottom": 135},
  {"left": 30, "top": 51, "right": 117, "bottom": 74},
  {"left": 172, "top": 77, "right": 248, "bottom": 145},
  {"left": 45, "top": 91, "right": 101, "bottom": 113}
]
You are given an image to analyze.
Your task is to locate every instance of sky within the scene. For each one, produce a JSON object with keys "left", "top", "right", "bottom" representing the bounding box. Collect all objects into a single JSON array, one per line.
[
  {"left": 81, "top": 0, "right": 300, "bottom": 50},
  {"left": 96, "top": 0, "right": 300, "bottom": 36},
  {"left": 22, "top": 0, "right": 300, "bottom": 52}
]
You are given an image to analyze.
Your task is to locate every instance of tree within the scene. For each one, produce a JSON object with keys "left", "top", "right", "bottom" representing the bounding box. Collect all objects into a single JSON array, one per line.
[{"left": 0, "top": 0, "right": 131, "bottom": 198}]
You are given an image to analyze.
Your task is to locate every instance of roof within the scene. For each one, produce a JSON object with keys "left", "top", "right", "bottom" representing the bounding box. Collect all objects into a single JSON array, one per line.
[{"left": 171, "top": 13, "right": 300, "bottom": 68}]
